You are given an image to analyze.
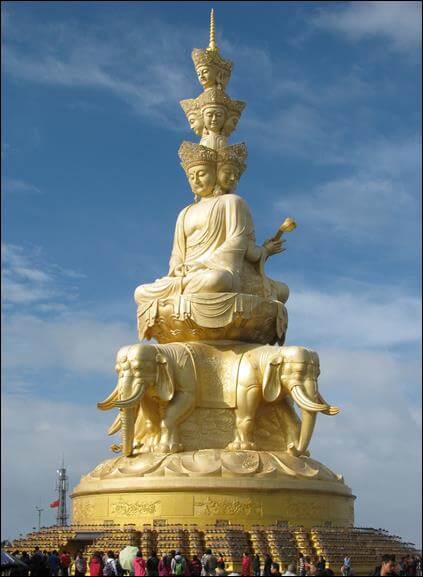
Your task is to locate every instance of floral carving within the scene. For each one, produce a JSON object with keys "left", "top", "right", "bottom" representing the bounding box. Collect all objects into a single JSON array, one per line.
[{"left": 109, "top": 497, "right": 160, "bottom": 517}]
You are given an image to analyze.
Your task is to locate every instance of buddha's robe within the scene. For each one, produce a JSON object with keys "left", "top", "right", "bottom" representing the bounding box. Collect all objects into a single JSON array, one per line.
[{"left": 134, "top": 194, "right": 288, "bottom": 309}]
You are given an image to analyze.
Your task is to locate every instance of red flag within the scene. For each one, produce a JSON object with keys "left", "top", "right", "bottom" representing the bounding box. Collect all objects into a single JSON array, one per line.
[{"left": 49, "top": 500, "right": 60, "bottom": 508}]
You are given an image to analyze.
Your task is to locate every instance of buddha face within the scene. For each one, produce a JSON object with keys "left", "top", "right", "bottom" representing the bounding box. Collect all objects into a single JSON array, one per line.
[
  {"left": 217, "top": 162, "right": 241, "bottom": 193},
  {"left": 196, "top": 65, "right": 218, "bottom": 89},
  {"left": 202, "top": 106, "right": 226, "bottom": 134},
  {"left": 223, "top": 113, "right": 240, "bottom": 137},
  {"left": 187, "top": 111, "right": 203, "bottom": 136},
  {"left": 187, "top": 163, "right": 216, "bottom": 198}
]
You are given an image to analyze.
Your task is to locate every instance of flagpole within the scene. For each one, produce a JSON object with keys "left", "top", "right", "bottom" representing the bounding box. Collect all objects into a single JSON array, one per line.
[{"left": 35, "top": 506, "right": 43, "bottom": 532}]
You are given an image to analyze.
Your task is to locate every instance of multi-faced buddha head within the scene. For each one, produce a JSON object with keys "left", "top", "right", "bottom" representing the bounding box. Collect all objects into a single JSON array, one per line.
[
  {"left": 178, "top": 142, "right": 218, "bottom": 199},
  {"left": 202, "top": 105, "right": 226, "bottom": 134},
  {"left": 191, "top": 48, "right": 232, "bottom": 91},
  {"left": 180, "top": 99, "right": 204, "bottom": 136},
  {"left": 216, "top": 143, "right": 248, "bottom": 194}
]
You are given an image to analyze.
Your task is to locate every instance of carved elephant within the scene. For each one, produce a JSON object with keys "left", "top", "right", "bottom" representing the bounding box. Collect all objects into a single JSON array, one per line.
[
  {"left": 98, "top": 343, "right": 196, "bottom": 456},
  {"left": 98, "top": 342, "right": 339, "bottom": 458},
  {"left": 229, "top": 345, "right": 339, "bottom": 455}
]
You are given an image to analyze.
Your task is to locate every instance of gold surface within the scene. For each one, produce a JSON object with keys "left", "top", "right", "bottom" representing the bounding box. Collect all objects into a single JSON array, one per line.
[
  {"left": 72, "top": 10, "right": 354, "bottom": 528},
  {"left": 72, "top": 484, "right": 354, "bottom": 529}
]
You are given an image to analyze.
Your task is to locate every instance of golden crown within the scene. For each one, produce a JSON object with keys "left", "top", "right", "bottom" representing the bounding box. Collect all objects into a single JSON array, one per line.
[
  {"left": 196, "top": 88, "right": 246, "bottom": 115},
  {"left": 192, "top": 48, "right": 233, "bottom": 75},
  {"left": 180, "top": 98, "right": 199, "bottom": 116},
  {"left": 178, "top": 141, "right": 218, "bottom": 171},
  {"left": 217, "top": 143, "right": 248, "bottom": 173}
]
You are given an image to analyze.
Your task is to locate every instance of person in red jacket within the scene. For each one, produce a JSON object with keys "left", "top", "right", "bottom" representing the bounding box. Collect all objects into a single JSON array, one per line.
[
  {"left": 242, "top": 552, "right": 252, "bottom": 576},
  {"left": 133, "top": 550, "right": 147, "bottom": 576},
  {"left": 60, "top": 550, "right": 71, "bottom": 577},
  {"left": 89, "top": 552, "right": 103, "bottom": 577},
  {"left": 189, "top": 555, "right": 202, "bottom": 576}
]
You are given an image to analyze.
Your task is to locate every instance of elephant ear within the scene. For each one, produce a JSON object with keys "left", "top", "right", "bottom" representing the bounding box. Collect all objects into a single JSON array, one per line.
[
  {"left": 155, "top": 353, "right": 175, "bottom": 402},
  {"left": 262, "top": 355, "right": 283, "bottom": 403}
]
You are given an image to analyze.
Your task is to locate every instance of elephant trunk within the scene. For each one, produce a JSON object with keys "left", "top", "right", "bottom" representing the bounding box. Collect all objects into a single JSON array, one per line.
[{"left": 120, "top": 406, "right": 137, "bottom": 457}]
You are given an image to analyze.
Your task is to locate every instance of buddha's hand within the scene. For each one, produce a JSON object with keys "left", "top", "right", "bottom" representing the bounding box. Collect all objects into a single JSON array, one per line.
[{"left": 263, "top": 238, "right": 286, "bottom": 257}]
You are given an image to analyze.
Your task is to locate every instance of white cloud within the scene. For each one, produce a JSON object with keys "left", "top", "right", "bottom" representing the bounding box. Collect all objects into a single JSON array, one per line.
[
  {"left": 312, "top": 1, "right": 422, "bottom": 54},
  {"left": 310, "top": 348, "right": 421, "bottom": 546},
  {"left": 276, "top": 134, "right": 421, "bottom": 244},
  {"left": 1, "top": 395, "right": 111, "bottom": 537},
  {"left": 2, "top": 244, "right": 80, "bottom": 307},
  {"left": 3, "top": 179, "right": 42, "bottom": 194},
  {"left": 286, "top": 287, "right": 421, "bottom": 349},
  {"left": 4, "top": 311, "right": 134, "bottom": 375},
  {"left": 3, "top": 12, "right": 198, "bottom": 129}
]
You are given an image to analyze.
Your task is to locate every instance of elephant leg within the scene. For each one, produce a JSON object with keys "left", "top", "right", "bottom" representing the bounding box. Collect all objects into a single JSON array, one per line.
[
  {"left": 155, "top": 391, "right": 194, "bottom": 453},
  {"left": 135, "top": 396, "right": 161, "bottom": 454},
  {"left": 227, "top": 383, "right": 261, "bottom": 451}
]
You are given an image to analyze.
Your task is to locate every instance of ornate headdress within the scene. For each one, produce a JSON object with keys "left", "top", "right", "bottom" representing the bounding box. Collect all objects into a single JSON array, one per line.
[
  {"left": 217, "top": 143, "right": 248, "bottom": 174},
  {"left": 196, "top": 88, "right": 245, "bottom": 115},
  {"left": 191, "top": 9, "right": 233, "bottom": 89},
  {"left": 178, "top": 141, "right": 218, "bottom": 172}
]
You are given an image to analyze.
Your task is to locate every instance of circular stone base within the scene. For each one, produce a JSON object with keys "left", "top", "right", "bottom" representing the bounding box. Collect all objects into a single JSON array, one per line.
[{"left": 71, "top": 451, "right": 355, "bottom": 529}]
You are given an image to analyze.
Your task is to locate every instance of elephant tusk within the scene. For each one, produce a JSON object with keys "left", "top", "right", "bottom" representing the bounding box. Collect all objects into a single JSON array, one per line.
[
  {"left": 316, "top": 393, "right": 341, "bottom": 415},
  {"left": 107, "top": 413, "right": 122, "bottom": 436},
  {"left": 114, "top": 381, "right": 146, "bottom": 408},
  {"left": 291, "top": 385, "right": 330, "bottom": 413},
  {"left": 97, "top": 385, "right": 119, "bottom": 410}
]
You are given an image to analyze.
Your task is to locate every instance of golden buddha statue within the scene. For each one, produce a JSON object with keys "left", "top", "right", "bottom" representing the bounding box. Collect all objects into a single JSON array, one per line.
[
  {"left": 134, "top": 141, "right": 288, "bottom": 313},
  {"left": 72, "top": 10, "right": 354, "bottom": 533}
]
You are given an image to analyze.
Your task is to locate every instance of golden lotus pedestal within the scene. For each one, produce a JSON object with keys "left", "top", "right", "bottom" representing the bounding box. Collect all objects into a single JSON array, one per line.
[{"left": 71, "top": 450, "right": 354, "bottom": 529}]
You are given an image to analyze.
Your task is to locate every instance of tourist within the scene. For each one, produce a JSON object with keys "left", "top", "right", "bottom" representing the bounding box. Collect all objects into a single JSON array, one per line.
[
  {"left": 89, "top": 553, "right": 103, "bottom": 576},
  {"left": 298, "top": 554, "right": 306, "bottom": 577},
  {"left": 264, "top": 554, "right": 273, "bottom": 576},
  {"left": 158, "top": 554, "right": 172, "bottom": 576},
  {"left": 189, "top": 555, "right": 202, "bottom": 576},
  {"left": 146, "top": 550, "right": 160, "bottom": 576},
  {"left": 373, "top": 555, "right": 398, "bottom": 576},
  {"left": 216, "top": 561, "right": 227, "bottom": 576},
  {"left": 171, "top": 550, "right": 186, "bottom": 576},
  {"left": 60, "top": 550, "right": 72, "bottom": 577},
  {"left": 342, "top": 555, "right": 351, "bottom": 576},
  {"left": 48, "top": 550, "right": 61, "bottom": 576},
  {"left": 282, "top": 563, "right": 297, "bottom": 576},
  {"left": 316, "top": 556, "right": 326, "bottom": 574},
  {"left": 270, "top": 562, "right": 282, "bottom": 576},
  {"left": 241, "top": 552, "right": 252, "bottom": 576},
  {"left": 217, "top": 553, "right": 225, "bottom": 568},
  {"left": 307, "top": 559, "right": 318, "bottom": 576},
  {"left": 29, "top": 547, "right": 48, "bottom": 577},
  {"left": 133, "top": 550, "right": 147, "bottom": 576},
  {"left": 252, "top": 554, "right": 260, "bottom": 577},
  {"left": 203, "top": 549, "right": 218, "bottom": 576},
  {"left": 103, "top": 551, "right": 118, "bottom": 576},
  {"left": 75, "top": 551, "right": 87, "bottom": 576}
]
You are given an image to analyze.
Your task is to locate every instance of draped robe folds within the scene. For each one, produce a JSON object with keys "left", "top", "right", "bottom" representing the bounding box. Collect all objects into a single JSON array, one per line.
[{"left": 134, "top": 193, "right": 289, "bottom": 315}]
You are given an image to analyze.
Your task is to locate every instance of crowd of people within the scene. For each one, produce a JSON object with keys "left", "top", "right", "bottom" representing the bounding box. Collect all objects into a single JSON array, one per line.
[{"left": 4, "top": 546, "right": 422, "bottom": 577}]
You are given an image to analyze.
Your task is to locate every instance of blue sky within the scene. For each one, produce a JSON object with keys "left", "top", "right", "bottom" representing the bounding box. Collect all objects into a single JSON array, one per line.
[{"left": 2, "top": 1, "right": 422, "bottom": 546}]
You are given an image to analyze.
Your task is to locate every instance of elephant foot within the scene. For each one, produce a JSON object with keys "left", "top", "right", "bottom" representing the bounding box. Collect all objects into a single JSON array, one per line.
[{"left": 153, "top": 442, "right": 183, "bottom": 454}]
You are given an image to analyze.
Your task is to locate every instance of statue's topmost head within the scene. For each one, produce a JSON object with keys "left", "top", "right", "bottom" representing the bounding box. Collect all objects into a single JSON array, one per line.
[{"left": 192, "top": 9, "right": 233, "bottom": 91}]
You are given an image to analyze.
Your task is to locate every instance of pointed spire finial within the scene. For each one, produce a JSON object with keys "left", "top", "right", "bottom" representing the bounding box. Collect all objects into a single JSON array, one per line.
[{"left": 207, "top": 9, "right": 219, "bottom": 52}]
